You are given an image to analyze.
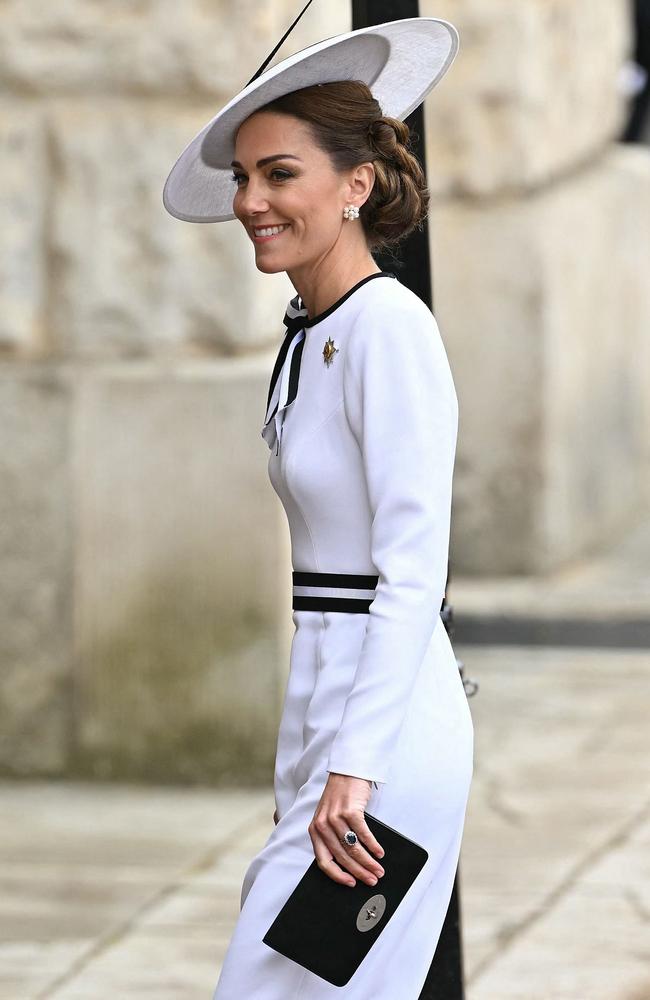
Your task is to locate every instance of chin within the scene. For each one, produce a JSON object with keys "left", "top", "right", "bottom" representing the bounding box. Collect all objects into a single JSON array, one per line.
[{"left": 255, "top": 258, "right": 287, "bottom": 275}]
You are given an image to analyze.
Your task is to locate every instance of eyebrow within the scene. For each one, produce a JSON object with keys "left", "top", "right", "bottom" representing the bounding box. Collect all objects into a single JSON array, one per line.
[{"left": 230, "top": 154, "right": 303, "bottom": 169}]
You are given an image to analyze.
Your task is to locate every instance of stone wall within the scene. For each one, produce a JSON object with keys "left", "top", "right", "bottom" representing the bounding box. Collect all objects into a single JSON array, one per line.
[
  {"left": 422, "top": 0, "right": 650, "bottom": 572},
  {"left": 0, "top": 0, "right": 352, "bottom": 781},
  {"left": 1, "top": 0, "right": 648, "bottom": 780},
  {"left": 0, "top": 1, "right": 349, "bottom": 360}
]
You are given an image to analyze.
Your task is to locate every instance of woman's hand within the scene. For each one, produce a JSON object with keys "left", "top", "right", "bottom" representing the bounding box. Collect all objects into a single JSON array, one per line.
[{"left": 308, "top": 772, "right": 385, "bottom": 887}]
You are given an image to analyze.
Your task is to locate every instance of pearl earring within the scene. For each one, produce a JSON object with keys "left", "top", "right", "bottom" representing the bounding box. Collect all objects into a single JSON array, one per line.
[{"left": 343, "top": 204, "right": 360, "bottom": 220}]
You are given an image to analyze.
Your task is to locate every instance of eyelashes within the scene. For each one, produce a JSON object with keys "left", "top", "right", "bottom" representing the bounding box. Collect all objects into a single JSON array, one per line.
[{"left": 231, "top": 170, "right": 293, "bottom": 185}]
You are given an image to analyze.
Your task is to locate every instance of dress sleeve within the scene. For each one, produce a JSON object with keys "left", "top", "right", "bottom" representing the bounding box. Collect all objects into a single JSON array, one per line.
[{"left": 325, "top": 295, "right": 459, "bottom": 786}]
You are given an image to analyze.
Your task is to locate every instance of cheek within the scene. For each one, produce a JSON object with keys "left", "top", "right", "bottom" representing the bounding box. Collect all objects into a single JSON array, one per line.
[{"left": 301, "top": 199, "right": 339, "bottom": 236}]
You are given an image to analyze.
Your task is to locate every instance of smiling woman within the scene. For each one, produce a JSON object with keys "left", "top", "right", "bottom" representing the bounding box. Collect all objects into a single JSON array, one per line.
[
  {"left": 162, "top": 15, "right": 471, "bottom": 1000},
  {"left": 229, "top": 81, "right": 430, "bottom": 317}
]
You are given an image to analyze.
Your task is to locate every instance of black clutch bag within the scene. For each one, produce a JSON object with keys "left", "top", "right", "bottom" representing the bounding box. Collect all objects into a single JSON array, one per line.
[{"left": 262, "top": 811, "right": 429, "bottom": 987}]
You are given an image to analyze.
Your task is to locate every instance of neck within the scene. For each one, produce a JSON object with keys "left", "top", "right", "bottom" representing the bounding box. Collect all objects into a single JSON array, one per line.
[{"left": 288, "top": 247, "right": 381, "bottom": 320}]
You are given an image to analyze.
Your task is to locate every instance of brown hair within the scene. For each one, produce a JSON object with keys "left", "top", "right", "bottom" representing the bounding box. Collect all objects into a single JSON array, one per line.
[{"left": 256, "top": 80, "right": 430, "bottom": 254}]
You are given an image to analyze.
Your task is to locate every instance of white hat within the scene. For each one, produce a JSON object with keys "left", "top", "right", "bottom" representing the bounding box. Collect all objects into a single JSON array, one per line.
[{"left": 162, "top": 15, "right": 459, "bottom": 224}]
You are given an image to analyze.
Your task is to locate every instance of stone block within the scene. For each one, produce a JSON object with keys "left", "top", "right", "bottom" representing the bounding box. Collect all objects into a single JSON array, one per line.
[
  {"left": 0, "top": 365, "right": 73, "bottom": 775},
  {"left": 431, "top": 143, "right": 650, "bottom": 573},
  {"left": 71, "top": 357, "right": 292, "bottom": 783},
  {"left": 0, "top": 1, "right": 350, "bottom": 99},
  {"left": 46, "top": 101, "right": 294, "bottom": 358},
  {"left": 0, "top": 102, "right": 47, "bottom": 355},
  {"left": 422, "top": 0, "right": 632, "bottom": 196}
]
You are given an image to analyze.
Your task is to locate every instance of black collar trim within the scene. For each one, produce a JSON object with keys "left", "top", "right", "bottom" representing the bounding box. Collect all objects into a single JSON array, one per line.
[{"left": 290, "top": 270, "right": 397, "bottom": 329}]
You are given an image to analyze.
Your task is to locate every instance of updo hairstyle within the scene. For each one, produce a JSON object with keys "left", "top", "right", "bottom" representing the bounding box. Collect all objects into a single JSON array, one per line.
[{"left": 257, "top": 80, "right": 430, "bottom": 253}]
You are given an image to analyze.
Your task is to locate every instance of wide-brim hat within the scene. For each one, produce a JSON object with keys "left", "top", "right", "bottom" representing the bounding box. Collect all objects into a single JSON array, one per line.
[{"left": 162, "top": 16, "right": 459, "bottom": 225}]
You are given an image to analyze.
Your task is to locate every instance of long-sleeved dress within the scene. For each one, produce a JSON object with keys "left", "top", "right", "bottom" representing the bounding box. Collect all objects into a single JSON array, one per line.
[{"left": 212, "top": 270, "right": 474, "bottom": 999}]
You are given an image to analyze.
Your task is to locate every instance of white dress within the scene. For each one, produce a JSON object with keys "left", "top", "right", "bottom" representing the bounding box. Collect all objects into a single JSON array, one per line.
[{"left": 212, "top": 270, "right": 474, "bottom": 999}]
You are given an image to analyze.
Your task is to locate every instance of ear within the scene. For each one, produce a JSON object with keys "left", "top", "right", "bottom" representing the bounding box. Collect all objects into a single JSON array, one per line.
[{"left": 347, "top": 161, "right": 376, "bottom": 203}]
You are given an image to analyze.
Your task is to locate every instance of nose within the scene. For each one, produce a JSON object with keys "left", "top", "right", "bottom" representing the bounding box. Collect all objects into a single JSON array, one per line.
[{"left": 236, "top": 178, "right": 270, "bottom": 218}]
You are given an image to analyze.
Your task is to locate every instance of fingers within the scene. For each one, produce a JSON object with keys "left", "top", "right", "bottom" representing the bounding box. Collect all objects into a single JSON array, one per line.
[
  {"left": 332, "top": 822, "right": 385, "bottom": 884},
  {"left": 349, "top": 815, "right": 385, "bottom": 862},
  {"left": 312, "top": 846, "right": 357, "bottom": 887},
  {"left": 309, "top": 812, "right": 385, "bottom": 886}
]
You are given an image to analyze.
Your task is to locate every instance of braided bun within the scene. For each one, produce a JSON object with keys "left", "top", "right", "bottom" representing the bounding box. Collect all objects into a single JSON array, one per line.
[
  {"left": 255, "top": 80, "right": 430, "bottom": 253},
  {"left": 363, "top": 115, "right": 429, "bottom": 249}
]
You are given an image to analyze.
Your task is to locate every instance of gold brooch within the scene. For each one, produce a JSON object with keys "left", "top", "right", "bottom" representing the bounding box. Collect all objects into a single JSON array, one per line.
[{"left": 322, "top": 337, "right": 339, "bottom": 367}]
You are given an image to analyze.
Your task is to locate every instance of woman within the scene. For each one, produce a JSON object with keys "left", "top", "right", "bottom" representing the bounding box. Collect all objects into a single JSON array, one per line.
[{"left": 163, "top": 15, "right": 473, "bottom": 999}]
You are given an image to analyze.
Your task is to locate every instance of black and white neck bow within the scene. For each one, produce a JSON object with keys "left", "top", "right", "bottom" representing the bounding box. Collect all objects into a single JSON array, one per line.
[{"left": 261, "top": 295, "right": 310, "bottom": 454}]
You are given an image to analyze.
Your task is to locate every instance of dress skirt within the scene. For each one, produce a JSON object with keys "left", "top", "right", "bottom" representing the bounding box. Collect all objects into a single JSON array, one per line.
[{"left": 211, "top": 608, "right": 473, "bottom": 999}]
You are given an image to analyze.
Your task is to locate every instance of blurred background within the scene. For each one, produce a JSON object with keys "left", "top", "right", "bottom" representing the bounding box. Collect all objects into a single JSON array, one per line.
[{"left": 1, "top": 1, "right": 649, "bottom": 998}]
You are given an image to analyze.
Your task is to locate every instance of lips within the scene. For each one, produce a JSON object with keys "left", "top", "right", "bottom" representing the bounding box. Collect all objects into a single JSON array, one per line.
[{"left": 252, "top": 224, "right": 291, "bottom": 243}]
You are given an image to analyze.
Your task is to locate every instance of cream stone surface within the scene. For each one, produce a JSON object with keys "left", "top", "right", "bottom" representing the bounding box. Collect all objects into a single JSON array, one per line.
[
  {"left": 422, "top": 0, "right": 632, "bottom": 197},
  {"left": 71, "top": 358, "right": 293, "bottom": 783},
  {"left": 0, "top": 366, "right": 73, "bottom": 776},
  {"left": 0, "top": 0, "right": 347, "bottom": 779},
  {"left": 47, "top": 102, "right": 293, "bottom": 358},
  {"left": 462, "top": 646, "right": 650, "bottom": 1000},
  {"left": 0, "top": 358, "right": 293, "bottom": 783},
  {"left": 432, "top": 143, "right": 650, "bottom": 574},
  {"left": 0, "top": 1, "right": 350, "bottom": 99},
  {"left": 0, "top": 103, "right": 47, "bottom": 355}
]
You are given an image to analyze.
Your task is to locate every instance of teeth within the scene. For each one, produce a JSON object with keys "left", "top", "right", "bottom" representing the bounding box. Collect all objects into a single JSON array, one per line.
[{"left": 254, "top": 224, "right": 289, "bottom": 237}]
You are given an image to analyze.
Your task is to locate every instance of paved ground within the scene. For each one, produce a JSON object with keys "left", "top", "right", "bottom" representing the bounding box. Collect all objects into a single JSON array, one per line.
[{"left": 2, "top": 642, "right": 649, "bottom": 1000}]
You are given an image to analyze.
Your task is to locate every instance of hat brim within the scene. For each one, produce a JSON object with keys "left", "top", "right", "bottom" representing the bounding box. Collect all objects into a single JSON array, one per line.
[{"left": 162, "top": 17, "right": 459, "bottom": 224}]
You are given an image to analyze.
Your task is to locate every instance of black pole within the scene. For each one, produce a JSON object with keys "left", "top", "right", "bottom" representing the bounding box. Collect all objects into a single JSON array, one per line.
[
  {"left": 352, "top": 1, "right": 432, "bottom": 303},
  {"left": 352, "top": 3, "right": 466, "bottom": 998},
  {"left": 621, "top": 0, "right": 650, "bottom": 143}
]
